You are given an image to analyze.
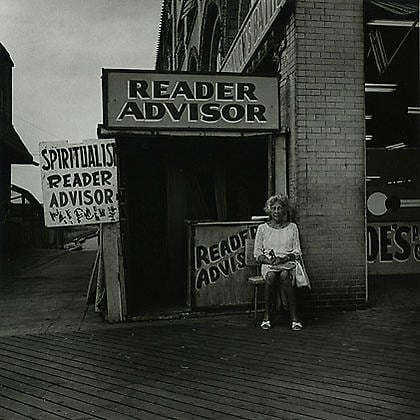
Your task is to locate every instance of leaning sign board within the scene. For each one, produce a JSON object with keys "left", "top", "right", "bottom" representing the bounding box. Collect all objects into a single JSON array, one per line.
[
  {"left": 40, "top": 139, "right": 119, "bottom": 227},
  {"left": 102, "top": 69, "right": 279, "bottom": 131}
]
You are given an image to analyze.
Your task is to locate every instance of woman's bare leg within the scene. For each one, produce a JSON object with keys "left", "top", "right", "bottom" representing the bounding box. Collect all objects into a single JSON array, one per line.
[
  {"left": 279, "top": 270, "right": 299, "bottom": 322},
  {"left": 263, "top": 271, "right": 277, "bottom": 322}
]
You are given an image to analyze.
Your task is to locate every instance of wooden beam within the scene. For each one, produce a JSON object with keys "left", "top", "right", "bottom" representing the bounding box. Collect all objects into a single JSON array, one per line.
[{"left": 102, "top": 222, "right": 126, "bottom": 322}]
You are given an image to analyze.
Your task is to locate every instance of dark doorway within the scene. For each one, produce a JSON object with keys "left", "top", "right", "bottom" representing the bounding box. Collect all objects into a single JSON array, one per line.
[{"left": 118, "top": 135, "right": 268, "bottom": 315}]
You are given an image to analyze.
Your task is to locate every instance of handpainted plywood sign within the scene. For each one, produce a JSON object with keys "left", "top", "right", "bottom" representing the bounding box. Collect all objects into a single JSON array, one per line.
[
  {"left": 103, "top": 70, "right": 279, "bottom": 131},
  {"left": 40, "top": 139, "right": 119, "bottom": 227},
  {"left": 192, "top": 222, "right": 260, "bottom": 308}
]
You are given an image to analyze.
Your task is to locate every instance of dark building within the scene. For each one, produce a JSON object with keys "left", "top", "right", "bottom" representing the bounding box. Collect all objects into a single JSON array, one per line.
[{"left": 0, "top": 43, "right": 36, "bottom": 270}]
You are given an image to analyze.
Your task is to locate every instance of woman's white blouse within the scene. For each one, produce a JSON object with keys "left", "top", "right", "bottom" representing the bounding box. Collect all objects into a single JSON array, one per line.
[{"left": 253, "top": 222, "right": 302, "bottom": 279}]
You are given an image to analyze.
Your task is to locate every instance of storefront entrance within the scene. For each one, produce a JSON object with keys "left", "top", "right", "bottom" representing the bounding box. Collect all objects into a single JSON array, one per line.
[
  {"left": 117, "top": 134, "right": 269, "bottom": 315},
  {"left": 364, "top": 1, "right": 419, "bottom": 305}
]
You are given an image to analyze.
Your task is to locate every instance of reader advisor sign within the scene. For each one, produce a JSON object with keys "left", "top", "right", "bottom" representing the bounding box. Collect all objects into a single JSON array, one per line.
[
  {"left": 104, "top": 70, "right": 279, "bottom": 131},
  {"left": 40, "top": 139, "right": 119, "bottom": 227},
  {"left": 194, "top": 225, "right": 259, "bottom": 290}
]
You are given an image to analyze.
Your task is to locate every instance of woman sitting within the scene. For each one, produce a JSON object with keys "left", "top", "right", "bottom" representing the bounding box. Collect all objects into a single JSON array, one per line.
[{"left": 254, "top": 194, "right": 303, "bottom": 331}]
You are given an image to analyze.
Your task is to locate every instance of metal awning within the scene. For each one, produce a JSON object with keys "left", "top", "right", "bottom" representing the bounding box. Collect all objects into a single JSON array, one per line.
[{"left": 367, "top": 0, "right": 418, "bottom": 17}]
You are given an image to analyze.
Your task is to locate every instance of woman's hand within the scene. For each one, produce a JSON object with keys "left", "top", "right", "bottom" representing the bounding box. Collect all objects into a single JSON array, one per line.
[
  {"left": 273, "top": 255, "right": 289, "bottom": 265},
  {"left": 257, "top": 255, "right": 274, "bottom": 265},
  {"left": 258, "top": 251, "right": 295, "bottom": 265},
  {"left": 267, "top": 250, "right": 277, "bottom": 265}
]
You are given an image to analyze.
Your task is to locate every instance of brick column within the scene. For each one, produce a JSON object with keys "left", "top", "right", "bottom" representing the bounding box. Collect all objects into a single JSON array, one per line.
[{"left": 293, "top": 0, "right": 366, "bottom": 309}]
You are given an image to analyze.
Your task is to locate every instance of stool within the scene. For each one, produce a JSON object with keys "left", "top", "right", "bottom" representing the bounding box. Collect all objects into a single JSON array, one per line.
[
  {"left": 248, "top": 275, "right": 265, "bottom": 318},
  {"left": 244, "top": 235, "right": 265, "bottom": 320}
]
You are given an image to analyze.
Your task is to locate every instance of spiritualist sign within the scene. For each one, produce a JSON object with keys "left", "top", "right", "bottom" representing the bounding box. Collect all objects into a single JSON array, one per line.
[{"left": 40, "top": 139, "right": 119, "bottom": 227}]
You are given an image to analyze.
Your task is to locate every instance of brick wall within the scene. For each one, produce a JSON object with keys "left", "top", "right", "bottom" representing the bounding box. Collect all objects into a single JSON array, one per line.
[
  {"left": 288, "top": 0, "right": 367, "bottom": 309},
  {"left": 279, "top": 13, "right": 298, "bottom": 199}
]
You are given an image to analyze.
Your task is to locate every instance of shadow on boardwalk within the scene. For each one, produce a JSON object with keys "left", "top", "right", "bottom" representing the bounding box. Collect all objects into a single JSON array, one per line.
[{"left": 0, "top": 248, "right": 419, "bottom": 419}]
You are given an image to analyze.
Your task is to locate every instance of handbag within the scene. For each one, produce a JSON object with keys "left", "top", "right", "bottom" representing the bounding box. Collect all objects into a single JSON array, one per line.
[{"left": 295, "top": 260, "right": 311, "bottom": 289}]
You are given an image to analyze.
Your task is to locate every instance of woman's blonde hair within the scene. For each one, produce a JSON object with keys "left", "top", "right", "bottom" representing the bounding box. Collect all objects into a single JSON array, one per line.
[{"left": 264, "top": 194, "right": 292, "bottom": 220}]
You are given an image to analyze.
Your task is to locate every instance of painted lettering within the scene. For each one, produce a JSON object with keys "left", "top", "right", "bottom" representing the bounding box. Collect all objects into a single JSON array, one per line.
[
  {"left": 195, "top": 81, "right": 213, "bottom": 99},
  {"left": 48, "top": 189, "right": 114, "bottom": 208},
  {"left": 193, "top": 227, "right": 254, "bottom": 290},
  {"left": 47, "top": 174, "right": 61, "bottom": 188},
  {"left": 196, "top": 245, "right": 210, "bottom": 269},
  {"left": 219, "top": 239, "right": 232, "bottom": 257},
  {"left": 379, "top": 225, "right": 393, "bottom": 262},
  {"left": 367, "top": 223, "right": 420, "bottom": 265},
  {"left": 414, "top": 244, "right": 420, "bottom": 261},
  {"left": 166, "top": 103, "right": 187, "bottom": 121},
  {"left": 188, "top": 103, "right": 198, "bottom": 121},
  {"left": 153, "top": 80, "right": 170, "bottom": 99},
  {"left": 196, "top": 268, "right": 210, "bottom": 289},
  {"left": 237, "top": 83, "right": 257, "bottom": 101},
  {"left": 229, "top": 234, "right": 242, "bottom": 251},
  {"left": 116, "top": 101, "right": 267, "bottom": 124},
  {"left": 246, "top": 104, "right": 267, "bottom": 122},
  {"left": 394, "top": 226, "right": 410, "bottom": 262},
  {"left": 145, "top": 103, "right": 165, "bottom": 120},
  {"left": 194, "top": 250, "right": 247, "bottom": 290},
  {"left": 46, "top": 170, "right": 114, "bottom": 189},
  {"left": 171, "top": 81, "right": 194, "bottom": 100},
  {"left": 117, "top": 101, "right": 144, "bottom": 120},
  {"left": 221, "top": 104, "right": 245, "bottom": 122},
  {"left": 367, "top": 226, "right": 379, "bottom": 262},
  {"left": 128, "top": 80, "right": 149, "bottom": 99},
  {"left": 201, "top": 103, "right": 220, "bottom": 122},
  {"left": 41, "top": 148, "right": 51, "bottom": 170},
  {"left": 217, "top": 82, "right": 234, "bottom": 100},
  {"left": 209, "top": 244, "right": 220, "bottom": 262}
]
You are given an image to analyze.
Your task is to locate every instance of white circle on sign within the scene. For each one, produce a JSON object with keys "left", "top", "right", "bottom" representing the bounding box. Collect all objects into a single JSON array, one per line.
[{"left": 367, "top": 192, "right": 387, "bottom": 216}]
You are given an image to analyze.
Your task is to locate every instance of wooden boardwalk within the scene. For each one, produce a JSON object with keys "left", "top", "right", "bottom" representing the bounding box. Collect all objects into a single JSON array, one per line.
[{"left": 0, "top": 305, "right": 419, "bottom": 419}]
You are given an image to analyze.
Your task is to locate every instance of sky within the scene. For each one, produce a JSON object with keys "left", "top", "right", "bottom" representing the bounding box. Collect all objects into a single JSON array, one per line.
[{"left": 1, "top": 0, "right": 162, "bottom": 202}]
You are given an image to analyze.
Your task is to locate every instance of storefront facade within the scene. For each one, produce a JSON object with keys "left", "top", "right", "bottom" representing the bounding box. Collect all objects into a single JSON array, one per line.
[
  {"left": 0, "top": 43, "right": 35, "bottom": 270},
  {"left": 155, "top": 0, "right": 368, "bottom": 311},
  {"left": 99, "top": 70, "right": 282, "bottom": 316},
  {"left": 98, "top": 0, "right": 418, "bottom": 318}
]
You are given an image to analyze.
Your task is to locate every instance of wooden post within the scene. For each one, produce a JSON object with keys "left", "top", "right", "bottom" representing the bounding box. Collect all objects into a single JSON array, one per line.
[
  {"left": 117, "top": 223, "right": 127, "bottom": 318},
  {"left": 95, "top": 226, "right": 105, "bottom": 312},
  {"left": 186, "top": 221, "right": 193, "bottom": 308},
  {"left": 102, "top": 222, "right": 126, "bottom": 322}
]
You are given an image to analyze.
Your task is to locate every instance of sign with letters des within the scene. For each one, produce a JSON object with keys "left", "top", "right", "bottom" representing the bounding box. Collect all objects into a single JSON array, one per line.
[
  {"left": 367, "top": 222, "right": 420, "bottom": 275},
  {"left": 40, "top": 139, "right": 119, "bottom": 227},
  {"left": 103, "top": 69, "right": 279, "bottom": 131}
]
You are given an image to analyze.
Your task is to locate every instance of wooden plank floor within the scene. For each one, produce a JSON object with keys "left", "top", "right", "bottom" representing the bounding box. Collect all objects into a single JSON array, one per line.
[
  {"left": 0, "top": 306, "right": 419, "bottom": 419},
  {"left": 0, "top": 248, "right": 103, "bottom": 337}
]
